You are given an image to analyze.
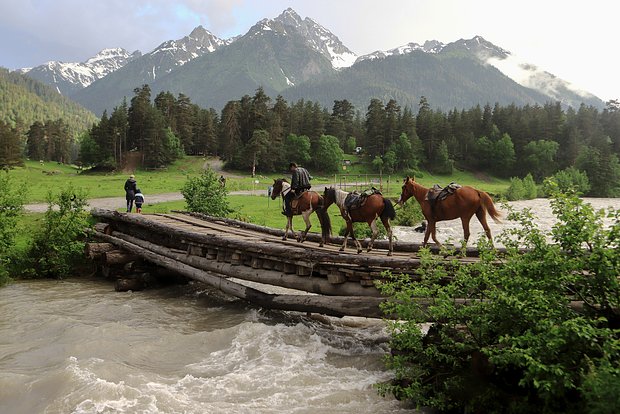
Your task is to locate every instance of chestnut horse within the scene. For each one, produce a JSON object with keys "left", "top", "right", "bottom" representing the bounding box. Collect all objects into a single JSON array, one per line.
[
  {"left": 323, "top": 187, "right": 395, "bottom": 256},
  {"left": 398, "top": 176, "right": 501, "bottom": 247},
  {"left": 271, "top": 179, "right": 331, "bottom": 246}
]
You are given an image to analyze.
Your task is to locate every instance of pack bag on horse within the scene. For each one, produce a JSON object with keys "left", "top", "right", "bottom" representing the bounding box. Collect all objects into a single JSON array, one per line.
[
  {"left": 398, "top": 176, "right": 501, "bottom": 247},
  {"left": 323, "top": 186, "right": 396, "bottom": 256},
  {"left": 270, "top": 165, "right": 331, "bottom": 247}
]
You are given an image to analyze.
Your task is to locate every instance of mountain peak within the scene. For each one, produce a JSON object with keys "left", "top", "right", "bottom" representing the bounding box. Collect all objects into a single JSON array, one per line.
[
  {"left": 248, "top": 8, "right": 356, "bottom": 69},
  {"left": 275, "top": 8, "right": 303, "bottom": 27}
]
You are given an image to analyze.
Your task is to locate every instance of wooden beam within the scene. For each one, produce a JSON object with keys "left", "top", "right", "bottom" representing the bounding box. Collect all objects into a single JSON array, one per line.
[
  {"left": 92, "top": 231, "right": 387, "bottom": 318},
  {"left": 108, "top": 231, "right": 383, "bottom": 298}
]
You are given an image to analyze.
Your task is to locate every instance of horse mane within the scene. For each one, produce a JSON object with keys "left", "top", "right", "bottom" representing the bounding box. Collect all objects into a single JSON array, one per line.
[{"left": 327, "top": 187, "right": 348, "bottom": 209}]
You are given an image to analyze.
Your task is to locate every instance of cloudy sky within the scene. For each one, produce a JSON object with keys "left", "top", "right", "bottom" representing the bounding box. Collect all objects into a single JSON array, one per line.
[{"left": 1, "top": 0, "right": 618, "bottom": 101}]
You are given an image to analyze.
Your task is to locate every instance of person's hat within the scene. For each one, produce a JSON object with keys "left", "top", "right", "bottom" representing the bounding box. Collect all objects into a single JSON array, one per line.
[{"left": 130, "top": 174, "right": 135, "bottom": 178}]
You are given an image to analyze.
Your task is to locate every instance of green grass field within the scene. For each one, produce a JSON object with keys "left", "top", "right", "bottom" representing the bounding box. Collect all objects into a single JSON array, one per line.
[{"left": 8, "top": 156, "right": 509, "bottom": 203}]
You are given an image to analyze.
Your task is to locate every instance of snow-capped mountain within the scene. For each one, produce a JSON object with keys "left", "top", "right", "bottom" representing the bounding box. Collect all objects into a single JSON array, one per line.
[
  {"left": 356, "top": 36, "right": 509, "bottom": 64},
  {"left": 356, "top": 40, "right": 445, "bottom": 63},
  {"left": 253, "top": 8, "right": 357, "bottom": 69},
  {"left": 46, "top": 9, "right": 601, "bottom": 115},
  {"left": 22, "top": 48, "right": 141, "bottom": 95},
  {"left": 142, "top": 25, "right": 231, "bottom": 81}
]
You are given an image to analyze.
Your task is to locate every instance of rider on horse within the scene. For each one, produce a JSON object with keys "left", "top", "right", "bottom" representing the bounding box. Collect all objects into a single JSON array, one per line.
[{"left": 283, "top": 162, "right": 312, "bottom": 216}]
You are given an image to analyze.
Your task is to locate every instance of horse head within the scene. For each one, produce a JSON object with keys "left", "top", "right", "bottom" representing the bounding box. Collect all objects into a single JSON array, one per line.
[
  {"left": 271, "top": 178, "right": 288, "bottom": 200},
  {"left": 398, "top": 176, "right": 416, "bottom": 205},
  {"left": 322, "top": 187, "right": 336, "bottom": 208}
]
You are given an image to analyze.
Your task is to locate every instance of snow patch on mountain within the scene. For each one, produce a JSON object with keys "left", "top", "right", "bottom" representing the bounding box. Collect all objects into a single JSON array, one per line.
[
  {"left": 22, "top": 48, "right": 141, "bottom": 94},
  {"left": 356, "top": 40, "right": 446, "bottom": 63}
]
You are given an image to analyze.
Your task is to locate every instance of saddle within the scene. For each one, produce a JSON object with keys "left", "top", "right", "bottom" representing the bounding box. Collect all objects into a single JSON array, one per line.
[
  {"left": 426, "top": 182, "right": 461, "bottom": 208},
  {"left": 291, "top": 188, "right": 310, "bottom": 211},
  {"left": 344, "top": 187, "right": 381, "bottom": 212}
]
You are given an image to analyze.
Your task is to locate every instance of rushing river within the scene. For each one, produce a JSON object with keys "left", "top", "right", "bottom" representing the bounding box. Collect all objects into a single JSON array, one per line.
[{"left": 0, "top": 278, "right": 415, "bottom": 414}]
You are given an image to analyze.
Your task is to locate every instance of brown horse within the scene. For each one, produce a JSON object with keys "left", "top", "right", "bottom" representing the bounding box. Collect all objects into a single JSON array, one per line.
[
  {"left": 398, "top": 176, "right": 501, "bottom": 247},
  {"left": 271, "top": 179, "right": 331, "bottom": 246},
  {"left": 323, "top": 187, "right": 396, "bottom": 256}
]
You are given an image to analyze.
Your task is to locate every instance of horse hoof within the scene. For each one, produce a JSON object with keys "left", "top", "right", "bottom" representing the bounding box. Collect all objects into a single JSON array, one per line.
[
  {"left": 318, "top": 243, "right": 324, "bottom": 247},
  {"left": 282, "top": 236, "right": 287, "bottom": 241},
  {"left": 387, "top": 252, "right": 393, "bottom": 256},
  {"left": 339, "top": 247, "right": 345, "bottom": 252},
  {"left": 357, "top": 249, "right": 362, "bottom": 254}
]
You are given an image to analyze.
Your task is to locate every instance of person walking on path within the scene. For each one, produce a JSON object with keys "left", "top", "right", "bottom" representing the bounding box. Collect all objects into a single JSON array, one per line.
[
  {"left": 283, "top": 162, "right": 312, "bottom": 216},
  {"left": 134, "top": 188, "right": 145, "bottom": 213},
  {"left": 124, "top": 174, "right": 137, "bottom": 212}
]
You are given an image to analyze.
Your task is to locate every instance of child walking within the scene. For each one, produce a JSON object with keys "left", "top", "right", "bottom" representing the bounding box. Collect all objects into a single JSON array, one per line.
[{"left": 134, "top": 189, "right": 145, "bottom": 213}]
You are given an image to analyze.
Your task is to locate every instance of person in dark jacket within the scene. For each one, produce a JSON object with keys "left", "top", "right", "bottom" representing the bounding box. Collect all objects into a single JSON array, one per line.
[
  {"left": 283, "top": 162, "right": 312, "bottom": 216},
  {"left": 124, "top": 174, "right": 137, "bottom": 212}
]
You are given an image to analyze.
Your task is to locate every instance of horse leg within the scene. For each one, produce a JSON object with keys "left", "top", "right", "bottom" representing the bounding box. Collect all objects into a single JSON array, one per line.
[
  {"left": 430, "top": 221, "right": 442, "bottom": 247},
  {"left": 381, "top": 217, "right": 393, "bottom": 256},
  {"left": 282, "top": 216, "right": 289, "bottom": 241},
  {"left": 461, "top": 214, "right": 473, "bottom": 247},
  {"left": 340, "top": 219, "right": 351, "bottom": 252},
  {"left": 298, "top": 210, "right": 312, "bottom": 243},
  {"left": 367, "top": 219, "right": 378, "bottom": 253},
  {"left": 476, "top": 208, "right": 494, "bottom": 246},
  {"left": 352, "top": 228, "right": 362, "bottom": 254},
  {"left": 423, "top": 220, "right": 434, "bottom": 246}
]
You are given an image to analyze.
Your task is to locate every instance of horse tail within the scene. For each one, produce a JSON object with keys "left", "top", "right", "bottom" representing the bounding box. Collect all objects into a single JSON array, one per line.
[
  {"left": 479, "top": 191, "right": 502, "bottom": 223},
  {"left": 381, "top": 198, "right": 397, "bottom": 221},
  {"left": 316, "top": 205, "right": 332, "bottom": 240}
]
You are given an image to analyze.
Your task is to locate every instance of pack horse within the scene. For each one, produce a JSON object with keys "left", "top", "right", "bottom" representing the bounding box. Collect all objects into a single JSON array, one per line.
[{"left": 398, "top": 176, "right": 501, "bottom": 247}]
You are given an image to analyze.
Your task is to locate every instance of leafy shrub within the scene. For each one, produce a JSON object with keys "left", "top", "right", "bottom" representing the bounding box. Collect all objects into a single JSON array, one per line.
[
  {"left": 505, "top": 174, "right": 537, "bottom": 200},
  {"left": 182, "top": 168, "right": 231, "bottom": 217},
  {"left": 550, "top": 167, "right": 591, "bottom": 195},
  {"left": 25, "top": 186, "right": 90, "bottom": 279},
  {"left": 393, "top": 198, "right": 424, "bottom": 227},
  {"left": 0, "top": 173, "right": 26, "bottom": 285},
  {"left": 377, "top": 188, "right": 620, "bottom": 413},
  {"left": 505, "top": 176, "right": 525, "bottom": 200}
]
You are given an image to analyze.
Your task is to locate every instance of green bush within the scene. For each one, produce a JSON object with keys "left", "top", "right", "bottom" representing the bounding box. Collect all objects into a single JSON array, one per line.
[
  {"left": 505, "top": 176, "right": 525, "bottom": 200},
  {"left": 550, "top": 167, "right": 591, "bottom": 195},
  {"left": 393, "top": 198, "right": 424, "bottom": 227},
  {"left": 0, "top": 173, "right": 26, "bottom": 285},
  {"left": 25, "top": 186, "right": 90, "bottom": 279},
  {"left": 377, "top": 188, "right": 620, "bottom": 413},
  {"left": 182, "top": 168, "right": 231, "bottom": 217},
  {"left": 505, "top": 174, "right": 538, "bottom": 201}
]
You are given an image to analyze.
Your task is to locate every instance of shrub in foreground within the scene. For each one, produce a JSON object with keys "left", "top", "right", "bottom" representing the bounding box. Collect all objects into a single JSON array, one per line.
[
  {"left": 377, "top": 187, "right": 620, "bottom": 413},
  {"left": 25, "top": 186, "right": 90, "bottom": 279}
]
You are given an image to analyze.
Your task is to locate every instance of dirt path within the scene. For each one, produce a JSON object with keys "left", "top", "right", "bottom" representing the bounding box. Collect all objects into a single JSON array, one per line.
[{"left": 23, "top": 190, "right": 262, "bottom": 213}]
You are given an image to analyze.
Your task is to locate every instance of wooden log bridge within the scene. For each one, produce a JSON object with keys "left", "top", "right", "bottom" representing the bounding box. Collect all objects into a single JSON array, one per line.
[{"left": 89, "top": 208, "right": 483, "bottom": 319}]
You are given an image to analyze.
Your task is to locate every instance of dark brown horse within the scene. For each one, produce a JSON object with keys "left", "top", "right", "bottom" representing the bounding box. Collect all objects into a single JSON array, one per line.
[
  {"left": 398, "top": 176, "right": 501, "bottom": 247},
  {"left": 271, "top": 179, "right": 331, "bottom": 246},
  {"left": 323, "top": 187, "right": 396, "bottom": 255}
]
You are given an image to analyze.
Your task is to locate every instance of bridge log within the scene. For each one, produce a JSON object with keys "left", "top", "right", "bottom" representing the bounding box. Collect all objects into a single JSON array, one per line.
[
  {"left": 106, "top": 230, "right": 383, "bottom": 298},
  {"left": 90, "top": 208, "right": 424, "bottom": 269},
  {"left": 103, "top": 250, "right": 141, "bottom": 266},
  {"left": 85, "top": 242, "right": 116, "bottom": 259},
  {"left": 92, "top": 231, "right": 386, "bottom": 318}
]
